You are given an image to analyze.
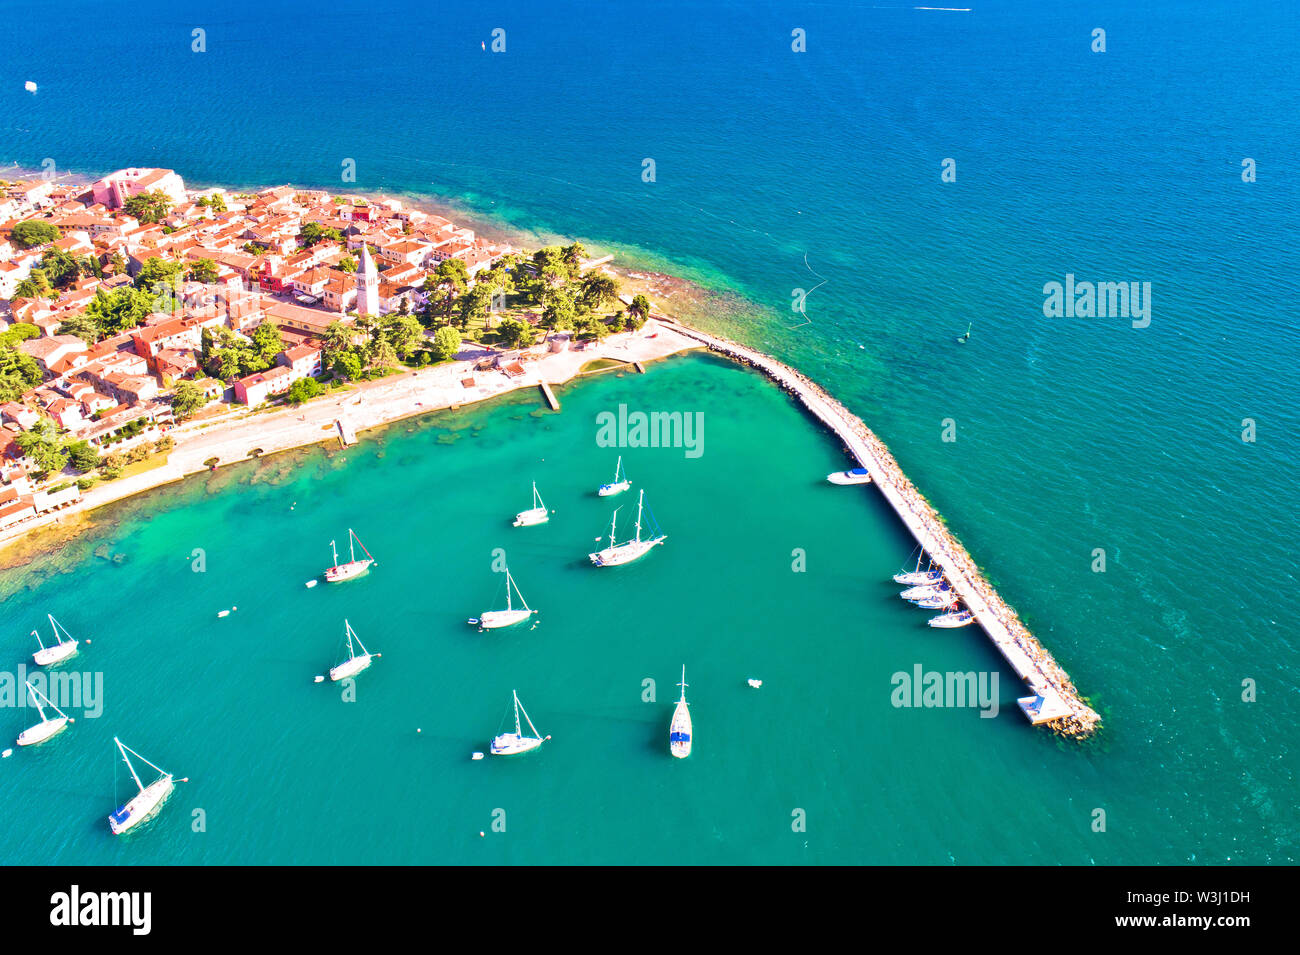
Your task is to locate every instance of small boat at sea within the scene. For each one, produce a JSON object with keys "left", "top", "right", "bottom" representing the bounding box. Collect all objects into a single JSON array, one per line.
[
  {"left": 956, "top": 322, "right": 972, "bottom": 344},
  {"left": 827, "top": 467, "right": 871, "bottom": 485},
  {"left": 513, "top": 482, "right": 549, "bottom": 527},
  {"left": 32, "top": 615, "right": 78, "bottom": 667},
  {"left": 108, "top": 737, "right": 180, "bottom": 835},
  {"left": 589, "top": 489, "right": 665, "bottom": 567},
  {"left": 490, "top": 690, "right": 548, "bottom": 756},
  {"left": 16, "top": 681, "right": 72, "bottom": 747},
  {"left": 747, "top": 678, "right": 763, "bottom": 689},
  {"left": 598, "top": 456, "right": 631, "bottom": 497},
  {"left": 325, "top": 528, "right": 375, "bottom": 583},
  {"left": 329, "top": 619, "right": 378, "bottom": 681},
  {"left": 900, "top": 581, "right": 951, "bottom": 601},
  {"left": 477, "top": 568, "right": 537, "bottom": 630},
  {"left": 893, "top": 549, "right": 944, "bottom": 587},
  {"left": 670, "top": 666, "right": 692, "bottom": 759},
  {"left": 929, "top": 608, "right": 976, "bottom": 628}
]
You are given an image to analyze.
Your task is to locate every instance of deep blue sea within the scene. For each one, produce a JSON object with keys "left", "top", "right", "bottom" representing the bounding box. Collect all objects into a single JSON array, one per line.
[{"left": 0, "top": 0, "right": 1296, "bottom": 864}]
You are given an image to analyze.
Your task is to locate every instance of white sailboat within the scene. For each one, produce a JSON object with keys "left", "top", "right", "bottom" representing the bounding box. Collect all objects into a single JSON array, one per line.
[
  {"left": 325, "top": 528, "right": 375, "bottom": 583},
  {"left": 827, "top": 467, "right": 872, "bottom": 485},
  {"left": 32, "top": 614, "right": 78, "bottom": 667},
  {"left": 489, "top": 690, "right": 548, "bottom": 756},
  {"left": 328, "top": 619, "right": 378, "bottom": 681},
  {"left": 929, "top": 608, "right": 976, "bottom": 628},
  {"left": 589, "top": 489, "right": 665, "bottom": 567},
  {"left": 597, "top": 455, "right": 631, "bottom": 496},
  {"left": 670, "top": 666, "right": 692, "bottom": 759},
  {"left": 513, "top": 482, "right": 549, "bottom": 527},
  {"left": 893, "top": 549, "right": 943, "bottom": 586},
  {"left": 910, "top": 592, "right": 958, "bottom": 611},
  {"left": 477, "top": 569, "right": 538, "bottom": 629},
  {"left": 108, "top": 737, "right": 179, "bottom": 835},
  {"left": 16, "top": 681, "right": 72, "bottom": 747}
]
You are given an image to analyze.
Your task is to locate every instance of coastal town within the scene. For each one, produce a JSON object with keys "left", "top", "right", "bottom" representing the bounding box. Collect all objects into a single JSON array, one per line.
[{"left": 0, "top": 167, "right": 677, "bottom": 543}]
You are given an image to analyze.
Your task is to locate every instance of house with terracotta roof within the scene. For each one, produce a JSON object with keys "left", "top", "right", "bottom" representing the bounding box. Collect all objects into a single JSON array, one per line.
[
  {"left": 233, "top": 365, "right": 298, "bottom": 406},
  {"left": 20, "top": 335, "right": 88, "bottom": 376},
  {"left": 277, "top": 342, "right": 323, "bottom": 379}
]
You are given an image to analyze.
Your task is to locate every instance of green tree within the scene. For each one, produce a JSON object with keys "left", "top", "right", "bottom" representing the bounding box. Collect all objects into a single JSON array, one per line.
[
  {"left": 321, "top": 320, "right": 358, "bottom": 364},
  {"left": 10, "top": 219, "right": 60, "bottom": 248},
  {"left": 186, "top": 258, "right": 218, "bottom": 283},
  {"left": 368, "top": 338, "right": 398, "bottom": 370},
  {"left": 122, "top": 190, "right": 173, "bottom": 224},
  {"left": 0, "top": 344, "right": 41, "bottom": 402},
  {"left": 382, "top": 313, "right": 423, "bottom": 360},
  {"left": 496, "top": 317, "right": 533, "bottom": 349},
  {"left": 331, "top": 350, "right": 363, "bottom": 381},
  {"left": 250, "top": 322, "right": 285, "bottom": 365},
  {"left": 562, "top": 241, "right": 587, "bottom": 279},
  {"left": 171, "top": 380, "right": 210, "bottom": 421},
  {"left": 15, "top": 421, "right": 68, "bottom": 474},
  {"left": 300, "top": 222, "right": 342, "bottom": 247},
  {"left": 627, "top": 294, "right": 651, "bottom": 329},
  {"left": 580, "top": 272, "right": 619, "bottom": 311},
  {"left": 541, "top": 288, "right": 576, "bottom": 331},
  {"left": 459, "top": 284, "right": 491, "bottom": 331},
  {"left": 434, "top": 258, "right": 469, "bottom": 320},
  {"left": 338, "top": 256, "right": 357, "bottom": 273},
  {"left": 207, "top": 194, "right": 227, "bottom": 213},
  {"left": 65, "top": 440, "right": 101, "bottom": 473},
  {"left": 430, "top": 326, "right": 461, "bottom": 362},
  {"left": 135, "top": 256, "right": 183, "bottom": 295},
  {"left": 40, "top": 247, "right": 82, "bottom": 288},
  {"left": 285, "top": 377, "right": 323, "bottom": 405},
  {"left": 12, "top": 269, "right": 52, "bottom": 301}
]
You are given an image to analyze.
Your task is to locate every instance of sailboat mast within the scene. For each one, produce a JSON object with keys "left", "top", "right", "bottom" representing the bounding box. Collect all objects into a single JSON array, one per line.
[
  {"left": 348, "top": 528, "right": 356, "bottom": 563},
  {"left": 678, "top": 665, "right": 688, "bottom": 702},
  {"left": 513, "top": 691, "right": 523, "bottom": 736},
  {"left": 331, "top": 540, "right": 339, "bottom": 566},
  {"left": 115, "top": 737, "right": 145, "bottom": 792},
  {"left": 344, "top": 619, "right": 355, "bottom": 659},
  {"left": 609, "top": 508, "right": 619, "bottom": 548},
  {"left": 504, "top": 570, "right": 513, "bottom": 611},
  {"left": 32, "top": 628, "right": 45, "bottom": 652},
  {"left": 634, "top": 490, "right": 644, "bottom": 542},
  {"left": 24, "top": 681, "right": 48, "bottom": 722},
  {"left": 614, "top": 455, "right": 622, "bottom": 481}
]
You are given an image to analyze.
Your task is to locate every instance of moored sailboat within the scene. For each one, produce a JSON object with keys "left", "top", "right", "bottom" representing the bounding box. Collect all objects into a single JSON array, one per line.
[
  {"left": 589, "top": 489, "right": 665, "bottom": 567},
  {"left": 597, "top": 456, "right": 631, "bottom": 497},
  {"left": 900, "top": 581, "right": 951, "bottom": 601},
  {"left": 893, "top": 549, "right": 943, "bottom": 587},
  {"left": 328, "top": 619, "right": 379, "bottom": 681},
  {"left": 929, "top": 608, "right": 976, "bottom": 628},
  {"left": 489, "top": 690, "right": 549, "bottom": 756},
  {"left": 910, "top": 592, "right": 959, "bottom": 611},
  {"left": 477, "top": 569, "right": 537, "bottom": 629},
  {"left": 32, "top": 615, "right": 78, "bottom": 667},
  {"left": 513, "top": 482, "right": 549, "bottom": 527},
  {"left": 669, "top": 666, "right": 692, "bottom": 759},
  {"left": 108, "top": 737, "right": 182, "bottom": 835},
  {"left": 325, "top": 528, "right": 375, "bottom": 583},
  {"left": 16, "top": 681, "right": 73, "bottom": 747}
]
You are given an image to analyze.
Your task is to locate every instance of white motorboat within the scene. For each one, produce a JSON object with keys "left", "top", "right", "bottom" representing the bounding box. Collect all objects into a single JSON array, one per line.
[{"left": 826, "top": 467, "right": 871, "bottom": 485}]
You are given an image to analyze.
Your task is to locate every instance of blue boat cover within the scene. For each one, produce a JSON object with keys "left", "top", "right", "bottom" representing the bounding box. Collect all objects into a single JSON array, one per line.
[
  {"left": 110, "top": 806, "right": 130, "bottom": 824},
  {"left": 670, "top": 732, "right": 690, "bottom": 742}
]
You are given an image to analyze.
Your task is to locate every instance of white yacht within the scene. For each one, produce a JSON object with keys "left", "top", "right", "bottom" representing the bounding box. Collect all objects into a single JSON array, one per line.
[
  {"left": 477, "top": 569, "right": 537, "bottom": 630},
  {"left": 31, "top": 615, "right": 78, "bottom": 667},
  {"left": 16, "top": 681, "right": 72, "bottom": 747},
  {"left": 513, "top": 482, "right": 549, "bottom": 527},
  {"left": 669, "top": 666, "right": 692, "bottom": 759},
  {"left": 589, "top": 490, "right": 665, "bottom": 567},
  {"left": 108, "top": 738, "right": 178, "bottom": 835},
  {"left": 329, "top": 619, "right": 378, "bottom": 681},
  {"left": 490, "top": 691, "right": 548, "bottom": 756}
]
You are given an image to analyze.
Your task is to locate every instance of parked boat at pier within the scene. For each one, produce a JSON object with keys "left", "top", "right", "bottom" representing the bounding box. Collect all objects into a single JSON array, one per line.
[
  {"left": 929, "top": 609, "right": 976, "bottom": 628},
  {"left": 827, "top": 467, "right": 871, "bottom": 485},
  {"left": 893, "top": 550, "right": 943, "bottom": 587},
  {"left": 900, "top": 582, "right": 951, "bottom": 601}
]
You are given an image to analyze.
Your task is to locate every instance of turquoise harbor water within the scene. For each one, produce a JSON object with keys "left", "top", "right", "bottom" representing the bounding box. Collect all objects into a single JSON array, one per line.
[{"left": 1, "top": 0, "right": 1297, "bottom": 864}]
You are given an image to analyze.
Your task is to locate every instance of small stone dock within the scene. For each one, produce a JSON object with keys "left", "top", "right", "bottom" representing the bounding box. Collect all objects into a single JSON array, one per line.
[{"left": 669, "top": 321, "right": 1100, "bottom": 740}]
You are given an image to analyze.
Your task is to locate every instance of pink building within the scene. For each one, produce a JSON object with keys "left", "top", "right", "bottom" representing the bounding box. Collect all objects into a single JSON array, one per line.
[
  {"left": 90, "top": 168, "right": 187, "bottom": 211},
  {"left": 234, "top": 365, "right": 298, "bottom": 406}
]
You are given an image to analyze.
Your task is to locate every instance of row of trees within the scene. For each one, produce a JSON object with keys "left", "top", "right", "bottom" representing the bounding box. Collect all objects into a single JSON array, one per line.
[
  {"left": 200, "top": 324, "right": 285, "bottom": 383},
  {"left": 12, "top": 420, "right": 101, "bottom": 479}
]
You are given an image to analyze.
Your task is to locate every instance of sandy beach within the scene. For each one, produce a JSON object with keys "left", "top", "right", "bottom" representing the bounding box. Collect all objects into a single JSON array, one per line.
[{"left": 0, "top": 318, "right": 702, "bottom": 556}]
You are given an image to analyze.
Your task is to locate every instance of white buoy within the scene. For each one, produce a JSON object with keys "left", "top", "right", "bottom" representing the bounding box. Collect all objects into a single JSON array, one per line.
[
  {"left": 471, "top": 752, "right": 484, "bottom": 760},
  {"left": 24, "top": 81, "right": 37, "bottom": 93},
  {"left": 416, "top": 728, "right": 422, "bottom": 734}
]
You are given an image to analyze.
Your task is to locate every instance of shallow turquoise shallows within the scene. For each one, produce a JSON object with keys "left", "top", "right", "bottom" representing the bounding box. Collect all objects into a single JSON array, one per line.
[{"left": 0, "top": 0, "right": 1296, "bottom": 864}]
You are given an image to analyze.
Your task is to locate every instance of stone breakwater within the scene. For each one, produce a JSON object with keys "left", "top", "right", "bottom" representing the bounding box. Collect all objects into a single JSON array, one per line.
[{"left": 668, "top": 321, "right": 1101, "bottom": 740}]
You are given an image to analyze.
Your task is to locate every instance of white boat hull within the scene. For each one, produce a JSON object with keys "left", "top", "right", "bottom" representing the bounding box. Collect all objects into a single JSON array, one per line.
[
  {"left": 597, "top": 480, "right": 630, "bottom": 497},
  {"left": 911, "top": 595, "right": 957, "bottom": 610},
  {"left": 325, "top": 559, "right": 372, "bottom": 583},
  {"left": 669, "top": 701, "right": 692, "bottom": 759},
  {"left": 479, "top": 609, "right": 535, "bottom": 629},
  {"left": 827, "top": 468, "right": 871, "bottom": 485},
  {"left": 109, "top": 776, "right": 174, "bottom": 835},
  {"left": 929, "top": 611, "right": 975, "bottom": 628},
  {"left": 330, "top": 653, "right": 374, "bottom": 681},
  {"left": 33, "top": 641, "right": 78, "bottom": 667},
  {"left": 513, "top": 508, "right": 548, "bottom": 527},
  {"left": 17, "top": 716, "right": 69, "bottom": 747},
  {"left": 490, "top": 733, "right": 544, "bottom": 756},
  {"left": 893, "top": 571, "right": 943, "bottom": 586},
  {"left": 589, "top": 537, "right": 664, "bottom": 567},
  {"left": 900, "top": 584, "right": 950, "bottom": 600}
]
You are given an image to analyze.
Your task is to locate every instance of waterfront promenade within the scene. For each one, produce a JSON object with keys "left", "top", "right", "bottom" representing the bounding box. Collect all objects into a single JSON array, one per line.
[{"left": 667, "top": 321, "right": 1101, "bottom": 739}]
